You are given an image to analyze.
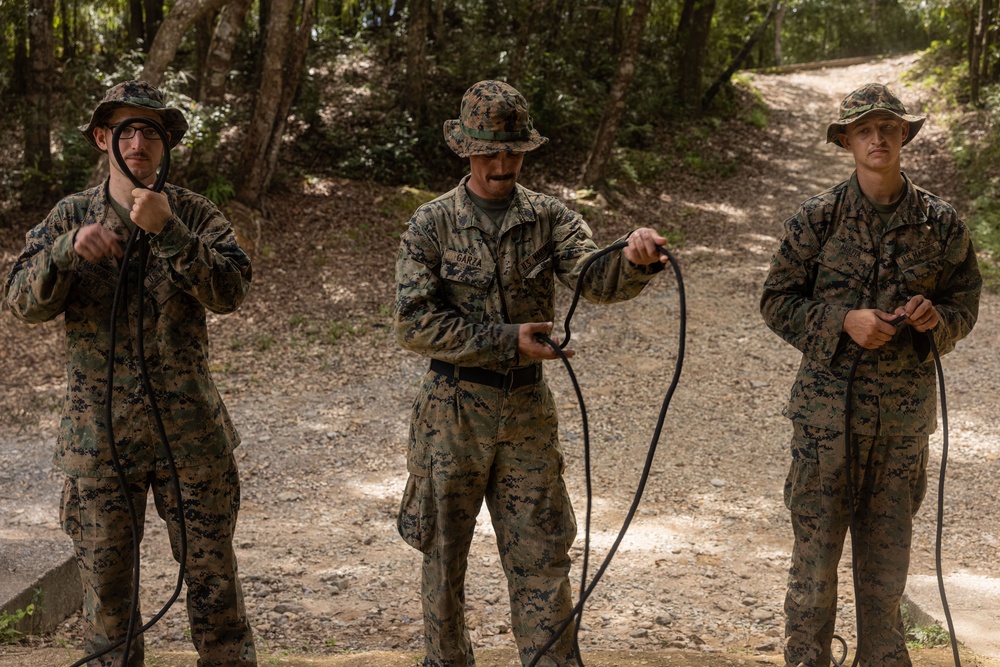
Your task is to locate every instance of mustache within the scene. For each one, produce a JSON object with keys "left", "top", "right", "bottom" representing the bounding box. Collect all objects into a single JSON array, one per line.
[
  {"left": 124, "top": 151, "right": 150, "bottom": 160},
  {"left": 488, "top": 173, "right": 516, "bottom": 182}
]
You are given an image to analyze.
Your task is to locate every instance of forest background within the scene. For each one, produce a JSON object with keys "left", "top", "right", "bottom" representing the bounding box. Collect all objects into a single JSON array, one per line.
[
  {"left": 1, "top": 0, "right": 1000, "bottom": 289},
  {"left": 2, "top": 1, "right": 1000, "bottom": 662}
]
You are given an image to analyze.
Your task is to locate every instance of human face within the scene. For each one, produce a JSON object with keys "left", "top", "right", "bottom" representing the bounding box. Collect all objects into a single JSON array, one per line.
[
  {"left": 467, "top": 151, "right": 526, "bottom": 200},
  {"left": 94, "top": 107, "right": 168, "bottom": 185},
  {"left": 839, "top": 112, "right": 909, "bottom": 174}
]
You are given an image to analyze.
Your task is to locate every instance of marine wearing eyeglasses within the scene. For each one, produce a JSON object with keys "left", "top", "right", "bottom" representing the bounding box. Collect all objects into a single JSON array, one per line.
[{"left": 4, "top": 79, "right": 258, "bottom": 667}]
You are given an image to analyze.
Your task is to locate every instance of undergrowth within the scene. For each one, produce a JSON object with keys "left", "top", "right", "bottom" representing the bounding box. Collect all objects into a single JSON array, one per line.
[{"left": 909, "top": 43, "right": 1000, "bottom": 292}]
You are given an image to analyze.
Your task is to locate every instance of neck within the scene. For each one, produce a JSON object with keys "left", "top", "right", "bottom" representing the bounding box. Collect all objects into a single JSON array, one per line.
[
  {"left": 856, "top": 166, "right": 904, "bottom": 205},
  {"left": 107, "top": 169, "right": 154, "bottom": 208}
]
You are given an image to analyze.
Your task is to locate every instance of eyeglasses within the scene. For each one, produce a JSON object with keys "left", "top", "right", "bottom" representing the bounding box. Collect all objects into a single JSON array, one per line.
[{"left": 106, "top": 124, "right": 162, "bottom": 141}]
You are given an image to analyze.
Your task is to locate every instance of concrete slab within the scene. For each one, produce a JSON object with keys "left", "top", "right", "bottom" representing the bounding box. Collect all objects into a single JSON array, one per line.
[
  {"left": 906, "top": 573, "right": 1000, "bottom": 660},
  {"left": 0, "top": 537, "right": 80, "bottom": 635}
]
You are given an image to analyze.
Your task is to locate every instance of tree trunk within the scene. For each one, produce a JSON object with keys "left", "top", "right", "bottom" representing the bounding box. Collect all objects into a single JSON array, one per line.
[
  {"left": 13, "top": 2, "right": 28, "bottom": 95},
  {"left": 58, "top": 0, "right": 75, "bottom": 59},
  {"left": 702, "top": 0, "right": 780, "bottom": 111},
  {"left": 676, "top": 0, "right": 716, "bottom": 112},
  {"left": 971, "top": 2, "right": 983, "bottom": 105},
  {"left": 980, "top": 0, "right": 995, "bottom": 85},
  {"left": 144, "top": 0, "right": 164, "bottom": 49},
  {"left": 433, "top": 0, "right": 444, "bottom": 42},
  {"left": 199, "top": 0, "right": 252, "bottom": 105},
  {"left": 235, "top": 0, "right": 315, "bottom": 207},
  {"left": 23, "top": 0, "right": 55, "bottom": 203},
  {"left": 579, "top": 0, "right": 653, "bottom": 188},
  {"left": 128, "top": 0, "right": 144, "bottom": 49},
  {"left": 261, "top": 0, "right": 314, "bottom": 193},
  {"left": 194, "top": 10, "right": 216, "bottom": 99},
  {"left": 402, "top": 0, "right": 430, "bottom": 127},
  {"left": 773, "top": 1, "right": 784, "bottom": 66},
  {"left": 138, "top": 0, "right": 233, "bottom": 86},
  {"left": 509, "top": 0, "right": 544, "bottom": 88}
]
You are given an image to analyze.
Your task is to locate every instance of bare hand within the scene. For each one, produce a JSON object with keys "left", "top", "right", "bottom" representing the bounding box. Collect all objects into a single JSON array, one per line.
[
  {"left": 843, "top": 309, "right": 901, "bottom": 349},
  {"left": 624, "top": 228, "right": 669, "bottom": 265},
  {"left": 518, "top": 322, "right": 575, "bottom": 360},
  {"left": 74, "top": 224, "right": 123, "bottom": 263},
  {"left": 130, "top": 188, "right": 172, "bottom": 234},
  {"left": 894, "top": 295, "right": 940, "bottom": 332}
]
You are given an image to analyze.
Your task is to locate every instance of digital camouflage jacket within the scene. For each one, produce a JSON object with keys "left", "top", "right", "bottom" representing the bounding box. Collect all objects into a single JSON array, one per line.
[
  {"left": 5, "top": 182, "right": 251, "bottom": 477},
  {"left": 395, "top": 176, "right": 662, "bottom": 371},
  {"left": 761, "top": 172, "right": 981, "bottom": 435}
]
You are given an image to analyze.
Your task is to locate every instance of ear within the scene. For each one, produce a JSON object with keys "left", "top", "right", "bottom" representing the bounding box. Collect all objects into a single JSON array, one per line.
[
  {"left": 901, "top": 121, "right": 910, "bottom": 143},
  {"left": 93, "top": 125, "right": 109, "bottom": 152}
]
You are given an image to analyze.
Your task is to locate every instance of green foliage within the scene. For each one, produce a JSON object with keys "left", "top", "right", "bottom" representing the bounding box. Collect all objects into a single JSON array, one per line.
[
  {"left": 0, "top": 0, "right": 988, "bottom": 208},
  {"left": 204, "top": 176, "right": 237, "bottom": 206},
  {"left": 902, "top": 604, "right": 951, "bottom": 649},
  {"left": 952, "top": 85, "right": 1000, "bottom": 290},
  {"left": 0, "top": 593, "right": 38, "bottom": 644},
  {"left": 378, "top": 186, "right": 438, "bottom": 221},
  {"left": 905, "top": 41, "right": 969, "bottom": 108},
  {"left": 772, "top": 0, "right": 930, "bottom": 65},
  {"left": 615, "top": 147, "right": 670, "bottom": 186},
  {"left": 915, "top": 46, "right": 1000, "bottom": 293},
  {"left": 0, "top": 606, "right": 32, "bottom": 643},
  {"left": 53, "top": 126, "right": 100, "bottom": 194}
]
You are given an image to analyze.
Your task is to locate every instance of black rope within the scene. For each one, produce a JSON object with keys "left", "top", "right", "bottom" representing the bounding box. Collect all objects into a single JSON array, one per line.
[
  {"left": 838, "top": 317, "right": 960, "bottom": 667},
  {"left": 527, "top": 239, "right": 686, "bottom": 667},
  {"left": 930, "top": 334, "right": 962, "bottom": 667},
  {"left": 70, "top": 117, "right": 187, "bottom": 667}
]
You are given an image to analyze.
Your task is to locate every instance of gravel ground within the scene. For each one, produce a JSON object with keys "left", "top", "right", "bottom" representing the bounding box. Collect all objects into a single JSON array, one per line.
[{"left": 1, "top": 54, "right": 998, "bottom": 666}]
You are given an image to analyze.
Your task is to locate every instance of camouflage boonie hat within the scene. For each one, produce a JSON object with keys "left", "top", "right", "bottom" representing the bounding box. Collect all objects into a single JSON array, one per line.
[
  {"left": 79, "top": 80, "right": 189, "bottom": 150},
  {"left": 444, "top": 80, "right": 548, "bottom": 157},
  {"left": 826, "top": 83, "right": 925, "bottom": 148}
]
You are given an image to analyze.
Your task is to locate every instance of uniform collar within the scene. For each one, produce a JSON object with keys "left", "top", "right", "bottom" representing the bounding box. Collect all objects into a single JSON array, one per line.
[
  {"left": 846, "top": 170, "right": 928, "bottom": 233},
  {"left": 456, "top": 174, "right": 536, "bottom": 235}
]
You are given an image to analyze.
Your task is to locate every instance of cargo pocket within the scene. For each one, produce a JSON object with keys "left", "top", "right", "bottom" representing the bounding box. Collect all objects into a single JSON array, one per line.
[
  {"left": 909, "top": 442, "right": 929, "bottom": 516},
  {"left": 784, "top": 424, "right": 823, "bottom": 519},
  {"left": 397, "top": 473, "right": 436, "bottom": 554},
  {"left": 59, "top": 477, "right": 83, "bottom": 542}
]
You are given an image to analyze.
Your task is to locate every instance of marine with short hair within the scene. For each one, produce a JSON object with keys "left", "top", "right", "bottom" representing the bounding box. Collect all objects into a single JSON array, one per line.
[
  {"left": 394, "top": 79, "right": 672, "bottom": 667},
  {"left": 760, "top": 83, "right": 981, "bottom": 667}
]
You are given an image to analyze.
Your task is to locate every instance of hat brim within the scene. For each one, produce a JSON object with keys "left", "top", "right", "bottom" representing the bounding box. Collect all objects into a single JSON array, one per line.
[
  {"left": 443, "top": 119, "right": 548, "bottom": 158},
  {"left": 826, "top": 108, "right": 925, "bottom": 148},
  {"left": 79, "top": 101, "right": 188, "bottom": 151}
]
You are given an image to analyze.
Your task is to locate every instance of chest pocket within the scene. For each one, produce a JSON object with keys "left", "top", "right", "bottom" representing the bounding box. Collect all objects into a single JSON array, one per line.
[
  {"left": 74, "top": 259, "right": 117, "bottom": 304},
  {"left": 144, "top": 261, "right": 179, "bottom": 305},
  {"left": 813, "top": 235, "right": 875, "bottom": 302},
  {"left": 520, "top": 242, "right": 553, "bottom": 280},
  {"left": 896, "top": 243, "right": 944, "bottom": 295},
  {"left": 441, "top": 249, "right": 495, "bottom": 322}
]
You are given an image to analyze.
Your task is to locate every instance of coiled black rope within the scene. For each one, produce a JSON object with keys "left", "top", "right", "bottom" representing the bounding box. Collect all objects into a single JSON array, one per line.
[
  {"left": 527, "top": 239, "right": 685, "bottom": 667},
  {"left": 70, "top": 117, "right": 187, "bottom": 667},
  {"left": 839, "top": 316, "right": 961, "bottom": 667}
]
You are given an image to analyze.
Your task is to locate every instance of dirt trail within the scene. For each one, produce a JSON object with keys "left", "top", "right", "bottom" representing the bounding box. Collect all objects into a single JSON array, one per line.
[{"left": 2, "top": 54, "right": 998, "bottom": 667}]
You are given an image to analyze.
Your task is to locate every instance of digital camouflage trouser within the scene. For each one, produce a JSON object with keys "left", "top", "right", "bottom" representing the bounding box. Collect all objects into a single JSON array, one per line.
[
  {"left": 783, "top": 423, "right": 928, "bottom": 667},
  {"left": 60, "top": 454, "right": 256, "bottom": 667},
  {"left": 398, "top": 371, "right": 580, "bottom": 667}
]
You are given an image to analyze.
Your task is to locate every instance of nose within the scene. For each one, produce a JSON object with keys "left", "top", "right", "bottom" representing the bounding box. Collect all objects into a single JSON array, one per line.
[{"left": 498, "top": 152, "right": 521, "bottom": 171}]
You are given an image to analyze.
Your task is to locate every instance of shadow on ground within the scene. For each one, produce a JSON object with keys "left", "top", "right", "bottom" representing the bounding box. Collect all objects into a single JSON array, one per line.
[{"left": 1, "top": 646, "right": 995, "bottom": 667}]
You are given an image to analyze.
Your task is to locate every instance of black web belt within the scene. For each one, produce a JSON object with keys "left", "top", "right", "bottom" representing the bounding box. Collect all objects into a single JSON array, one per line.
[{"left": 430, "top": 359, "right": 542, "bottom": 391}]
